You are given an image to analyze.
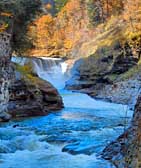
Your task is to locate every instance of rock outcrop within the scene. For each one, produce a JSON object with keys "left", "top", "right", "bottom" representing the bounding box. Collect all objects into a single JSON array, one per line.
[
  {"left": 102, "top": 93, "right": 141, "bottom": 168},
  {"left": 0, "top": 32, "right": 64, "bottom": 121},
  {"left": 0, "top": 31, "right": 63, "bottom": 121},
  {"left": 8, "top": 65, "right": 63, "bottom": 118},
  {"left": 0, "top": 32, "right": 13, "bottom": 122},
  {"left": 66, "top": 42, "right": 141, "bottom": 107}
]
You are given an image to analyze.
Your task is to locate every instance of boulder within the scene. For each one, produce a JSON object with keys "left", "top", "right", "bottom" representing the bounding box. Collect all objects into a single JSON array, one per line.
[{"left": 8, "top": 65, "right": 64, "bottom": 118}]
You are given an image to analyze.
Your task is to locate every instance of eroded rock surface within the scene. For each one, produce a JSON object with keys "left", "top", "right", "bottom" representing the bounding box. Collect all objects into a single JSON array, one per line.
[
  {"left": 102, "top": 94, "right": 141, "bottom": 168},
  {"left": 8, "top": 67, "right": 63, "bottom": 118},
  {"left": 0, "top": 33, "right": 13, "bottom": 122},
  {"left": 0, "top": 32, "right": 63, "bottom": 121}
]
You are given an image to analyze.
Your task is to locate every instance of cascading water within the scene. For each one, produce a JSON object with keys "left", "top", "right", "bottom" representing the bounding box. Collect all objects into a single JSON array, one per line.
[
  {"left": 12, "top": 56, "right": 69, "bottom": 89},
  {"left": 0, "top": 56, "right": 133, "bottom": 168},
  {"left": 32, "top": 57, "right": 68, "bottom": 89}
]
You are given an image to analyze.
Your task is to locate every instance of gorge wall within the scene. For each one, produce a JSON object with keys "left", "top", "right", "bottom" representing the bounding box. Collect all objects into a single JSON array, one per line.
[
  {"left": 0, "top": 33, "right": 63, "bottom": 121},
  {"left": 102, "top": 93, "right": 141, "bottom": 168},
  {"left": 0, "top": 32, "right": 12, "bottom": 121}
]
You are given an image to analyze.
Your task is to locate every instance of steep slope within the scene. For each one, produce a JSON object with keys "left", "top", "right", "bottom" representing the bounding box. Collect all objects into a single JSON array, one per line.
[
  {"left": 28, "top": 0, "right": 141, "bottom": 58},
  {"left": 28, "top": 0, "right": 90, "bottom": 57}
]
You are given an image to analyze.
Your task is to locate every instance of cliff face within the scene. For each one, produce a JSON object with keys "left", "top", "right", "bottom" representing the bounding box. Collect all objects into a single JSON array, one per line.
[
  {"left": 102, "top": 93, "right": 141, "bottom": 168},
  {"left": 0, "top": 32, "right": 13, "bottom": 122}
]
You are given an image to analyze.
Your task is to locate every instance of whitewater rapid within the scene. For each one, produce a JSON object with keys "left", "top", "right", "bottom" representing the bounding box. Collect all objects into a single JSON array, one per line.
[{"left": 0, "top": 57, "right": 133, "bottom": 168}]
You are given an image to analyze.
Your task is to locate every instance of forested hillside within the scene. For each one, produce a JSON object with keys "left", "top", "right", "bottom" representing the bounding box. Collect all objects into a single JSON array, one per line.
[
  {"left": 28, "top": 0, "right": 141, "bottom": 58},
  {"left": 0, "top": 0, "right": 42, "bottom": 54}
]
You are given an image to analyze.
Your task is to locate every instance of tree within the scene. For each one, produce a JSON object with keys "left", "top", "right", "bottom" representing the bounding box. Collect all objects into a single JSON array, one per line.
[
  {"left": 124, "top": 0, "right": 141, "bottom": 32},
  {"left": 0, "top": 0, "right": 42, "bottom": 54},
  {"left": 87, "top": 0, "right": 124, "bottom": 26},
  {"left": 54, "top": 0, "right": 68, "bottom": 13},
  {"left": 29, "top": 14, "right": 54, "bottom": 50}
]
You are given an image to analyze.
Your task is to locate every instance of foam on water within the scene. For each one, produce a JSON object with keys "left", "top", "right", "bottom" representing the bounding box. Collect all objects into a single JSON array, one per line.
[
  {"left": 0, "top": 125, "right": 115, "bottom": 168},
  {"left": 0, "top": 148, "right": 114, "bottom": 168}
]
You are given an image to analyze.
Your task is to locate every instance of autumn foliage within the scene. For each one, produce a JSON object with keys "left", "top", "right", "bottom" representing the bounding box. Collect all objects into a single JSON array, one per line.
[
  {"left": 28, "top": 0, "right": 89, "bottom": 56},
  {"left": 0, "top": 12, "right": 13, "bottom": 33},
  {"left": 28, "top": 0, "right": 141, "bottom": 57}
]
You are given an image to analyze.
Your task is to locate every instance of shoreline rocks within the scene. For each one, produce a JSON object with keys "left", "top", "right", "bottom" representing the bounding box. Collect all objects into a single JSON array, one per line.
[
  {"left": 72, "top": 78, "right": 141, "bottom": 109},
  {"left": 66, "top": 42, "right": 141, "bottom": 108}
]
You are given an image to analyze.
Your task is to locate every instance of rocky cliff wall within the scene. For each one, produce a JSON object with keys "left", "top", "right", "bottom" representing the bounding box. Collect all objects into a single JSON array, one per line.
[
  {"left": 0, "top": 32, "right": 13, "bottom": 122},
  {"left": 0, "top": 32, "right": 63, "bottom": 121},
  {"left": 102, "top": 93, "right": 141, "bottom": 168}
]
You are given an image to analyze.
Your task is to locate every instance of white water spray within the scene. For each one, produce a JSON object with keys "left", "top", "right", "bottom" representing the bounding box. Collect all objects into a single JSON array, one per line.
[{"left": 32, "top": 57, "right": 68, "bottom": 89}]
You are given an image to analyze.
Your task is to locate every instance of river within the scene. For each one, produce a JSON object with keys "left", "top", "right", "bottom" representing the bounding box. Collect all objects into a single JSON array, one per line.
[{"left": 0, "top": 57, "right": 133, "bottom": 168}]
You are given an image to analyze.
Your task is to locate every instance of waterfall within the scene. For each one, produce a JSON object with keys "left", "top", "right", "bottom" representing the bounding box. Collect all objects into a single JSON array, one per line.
[
  {"left": 12, "top": 56, "right": 69, "bottom": 90},
  {"left": 32, "top": 57, "right": 68, "bottom": 89}
]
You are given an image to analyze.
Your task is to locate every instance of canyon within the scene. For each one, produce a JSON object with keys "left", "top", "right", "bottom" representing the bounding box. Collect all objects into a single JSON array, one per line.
[{"left": 0, "top": 0, "right": 141, "bottom": 167}]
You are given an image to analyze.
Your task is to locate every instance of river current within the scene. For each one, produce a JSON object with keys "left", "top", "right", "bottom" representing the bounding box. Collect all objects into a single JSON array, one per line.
[{"left": 0, "top": 57, "right": 133, "bottom": 168}]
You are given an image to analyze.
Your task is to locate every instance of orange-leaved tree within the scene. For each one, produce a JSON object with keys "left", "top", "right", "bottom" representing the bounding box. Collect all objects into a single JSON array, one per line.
[{"left": 29, "top": 14, "right": 54, "bottom": 51}]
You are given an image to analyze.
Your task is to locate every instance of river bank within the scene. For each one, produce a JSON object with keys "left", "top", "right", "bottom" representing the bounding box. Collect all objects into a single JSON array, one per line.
[{"left": 66, "top": 54, "right": 141, "bottom": 110}]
